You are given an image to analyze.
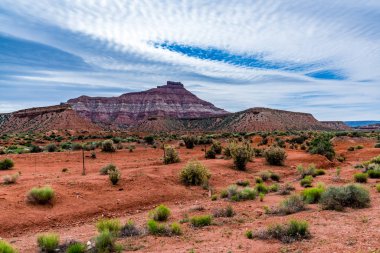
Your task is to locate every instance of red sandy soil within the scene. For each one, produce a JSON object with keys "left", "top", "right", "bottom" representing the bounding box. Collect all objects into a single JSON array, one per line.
[{"left": 0, "top": 137, "right": 380, "bottom": 252}]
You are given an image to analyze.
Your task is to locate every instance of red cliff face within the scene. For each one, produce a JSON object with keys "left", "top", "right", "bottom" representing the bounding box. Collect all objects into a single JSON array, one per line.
[{"left": 67, "top": 81, "right": 229, "bottom": 126}]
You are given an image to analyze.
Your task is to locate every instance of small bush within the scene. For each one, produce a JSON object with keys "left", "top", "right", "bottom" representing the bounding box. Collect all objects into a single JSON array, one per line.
[
  {"left": 354, "top": 173, "right": 368, "bottom": 183},
  {"left": 268, "top": 195, "right": 305, "bottom": 215},
  {"left": 0, "top": 240, "right": 17, "bottom": 253},
  {"left": 278, "top": 183, "right": 295, "bottom": 195},
  {"left": 245, "top": 230, "right": 253, "bottom": 239},
  {"left": 375, "top": 143, "right": 380, "bottom": 148},
  {"left": 315, "top": 169, "right": 325, "bottom": 176},
  {"left": 71, "top": 143, "right": 82, "bottom": 151},
  {"left": 213, "top": 205, "right": 234, "bottom": 218},
  {"left": 37, "top": 233, "right": 59, "bottom": 253},
  {"left": 255, "top": 220, "right": 310, "bottom": 243},
  {"left": 190, "top": 215, "right": 212, "bottom": 227},
  {"left": 109, "top": 169, "right": 121, "bottom": 185},
  {"left": 149, "top": 204, "right": 171, "bottom": 221},
  {"left": 99, "top": 164, "right": 117, "bottom": 175},
  {"left": 27, "top": 186, "right": 55, "bottom": 205},
  {"left": 96, "top": 218, "right": 121, "bottom": 234},
  {"left": 255, "top": 177, "right": 263, "bottom": 184},
  {"left": 367, "top": 169, "right": 380, "bottom": 179},
  {"left": 144, "top": 136, "right": 155, "bottom": 145},
  {"left": 121, "top": 220, "right": 141, "bottom": 237},
  {"left": 255, "top": 183, "right": 268, "bottom": 194},
  {"left": 211, "top": 194, "right": 218, "bottom": 201},
  {"left": 147, "top": 219, "right": 168, "bottom": 235},
  {"left": 320, "top": 184, "right": 370, "bottom": 211},
  {"left": 308, "top": 134, "right": 335, "bottom": 160},
  {"left": 259, "top": 171, "right": 271, "bottom": 181},
  {"left": 66, "top": 242, "right": 86, "bottom": 253},
  {"left": 347, "top": 146, "right": 355, "bottom": 151},
  {"left": 269, "top": 183, "right": 279, "bottom": 192},
  {"left": 101, "top": 140, "right": 116, "bottom": 153},
  {"left": 3, "top": 173, "right": 19, "bottom": 184},
  {"left": 236, "top": 179, "right": 250, "bottom": 187},
  {"left": 376, "top": 184, "right": 380, "bottom": 192},
  {"left": 231, "top": 145, "right": 253, "bottom": 171},
  {"left": 179, "top": 160, "right": 210, "bottom": 186},
  {"left": 270, "top": 172, "right": 281, "bottom": 182},
  {"left": 301, "top": 186, "right": 325, "bottom": 204},
  {"left": 264, "top": 146, "right": 287, "bottom": 166},
  {"left": 170, "top": 222, "right": 182, "bottom": 235},
  {"left": 210, "top": 141, "right": 222, "bottom": 154},
  {"left": 297, "top": 164, "right": 317, "bottom": 178},
  {"left": 46, "top": 143, "right": 58, "bottom": 152},
  {"left": 0, "top": 158, "right": 14, "bottom": 170},
  {"left": 95, "top": 230, "right": 120, "bottom": 253},
  {"left": 205, "top": 148, "right": 216, "bottom": 159},
  {"left": 164, "top": 145, "right": 180, "bottom": 164},
  {"left": 182, "top": 136, "right": 196, "bottom": 149},
  {"left": 224, "top": 185, "right": 257, "bottom": 201},
  {"left": 300, "top": 175, "right": 313, "bottom": 188}
]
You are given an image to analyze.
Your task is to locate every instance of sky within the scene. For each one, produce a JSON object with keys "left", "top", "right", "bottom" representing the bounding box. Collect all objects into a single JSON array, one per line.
[{"left": 0, "top": 0, "right": 379, "bottom": 120}]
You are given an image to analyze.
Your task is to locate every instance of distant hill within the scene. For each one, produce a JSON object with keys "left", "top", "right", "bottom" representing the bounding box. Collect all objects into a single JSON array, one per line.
[
  {"left": 345, "top": 121, "right": 380, "bottom": 127},
  {"left": 0, "top": 81, "right": 353, "bottom": 133}
]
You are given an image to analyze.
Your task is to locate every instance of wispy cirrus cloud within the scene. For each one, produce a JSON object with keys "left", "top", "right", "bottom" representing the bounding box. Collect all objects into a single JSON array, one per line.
[{"left": 0, "top": 0, "right": 379, "bottom": 120}]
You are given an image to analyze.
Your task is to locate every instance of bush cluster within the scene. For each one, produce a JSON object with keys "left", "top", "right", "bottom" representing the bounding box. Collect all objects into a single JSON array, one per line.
[
  {"left": 0, "top": 158, "right": 14, "bottom": 170},
  {"left": 308, "top": 134, "right": 335, "bottom": 160},
  {"left": 179, "top": 160, "right": 210, "bottom": 186},
  {"left": 319, "top": 184, "right": 370, "bottom": 211},
  {"left": 264, "top": 146, "right": 287, "bottom": 166}
]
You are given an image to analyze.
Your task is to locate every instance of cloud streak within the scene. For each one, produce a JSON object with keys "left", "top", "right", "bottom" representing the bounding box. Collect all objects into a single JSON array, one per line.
[{"left": 0, "top": 0, "right": 379, "bottom": 120}]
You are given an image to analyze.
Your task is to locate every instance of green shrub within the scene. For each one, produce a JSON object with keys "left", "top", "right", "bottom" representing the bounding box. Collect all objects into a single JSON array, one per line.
[
  {"left": 30, "top": 145, "right": 43, "bottom": 153},
  {"left": 150, "top": 204, "right": 171, "bottom": 221},
  {"left": 99, "top": 164, "right": 117, "bottom": 175},
  {"left": 356, "top": 145, "right": 364, "bottom": 150},
  {"left": 210, "top": 141, "right": 222, "bottom": 154},
  {"left": 255, "top": 183, "right": 268, "bottom": 194},
  {"left": 205, "top": 148, "right": 216, "bottom": 159},
  {"left": 27, "top": 186, "right": 55, "bottom": 204},
  {"left": 268, "top": 195, "right": 305, "bottom": 215},
  {"left": 367, "top": 169, "right": 380, "bottom": 179},
  {"left": 354, "top": 173, "right": 368, "bottom": 183},
  {"left": 170, "top": 222, "right": 182, "bottom": 235},
  {"left": 121, "top": 220, "right": 141, "bottom": 237},
  {"left": 301, "top": 186, "right": 325, "bottom": 204},
  {"left": 179, "top": 160, "right": 210, "bottom": 186},
  {"left": 308, "top": 134, "right": 335, "bottom": 160},
  {"left": 375, "top": 143, "right": 380, "bottom": 148},
  {"left": 190, "top": 215, "right": 212, "bottom": 227},
  {"left": 0, "top": 158, "right": 14, "bottom": 170},
  {"left": 300, "top": 175, "right": 313, "bottom": 188},
  {"left": 220, "top": 189, "right": 228, "bottom": 198},
  {"left": 320, "top": 184, "right": 370, "bottom": 211},
  {"left": 109, "top": 169, "right": 121, "bottom": 185},
  {"left": 315, "top": 169, "right": 325, "bottom": 176},
  {"left": 255, "top": 177, "right": 263, "bottom": 184},
  {"left": 37, "top": 233, "right": 59, "bottom": 253},
  {"left": 182, "top": 136, "right": 196, "bottom": 149},
  {"left": 268, "top": 183, "right": 279, "bottom": 192},
  {"left": 270, "top": 172, "right": 281, "bottom": 181},
  {"left": 164, "top": 145, "right": 180, "bottom": 164},
  {"left": 347, "top": 146, "right": 355, "bottom": 151},
  {"left": 71, "top": 143, "right": 83, "bottom": 151},
  {"left": 225, "top": 184, "right": 257, "bottom": 201},
  {"left": 66, "top": 242, "right": 86, "bottom": 253},
  {"left": 297, "top": 164, "right": 316, "bottom": 178},
  {"left": 0, "top": 240, "right": 17, "bottom": 253},
  {"left": 95, "top": 230, "right": 121, "bottom": 253},
  {"left": 264, "top": 146, "right": 287, "bottom": 166},
  {"left": 245, "top": 230, "right": 253, "bottom": 239},
  {"left": 46, "top": 143, "right": 58, "bottom": 152},
  {"left": 231, "top": 145, "right": 253, "bottom": 171},
  {"left": 376, "top": 184, "right": 380, "bottom": 193},
  {"left": 96, "top": 218, "right": 121, "bottom": 234},
  {"left": 256, "top": 220, "right": 310, "bottom": 243},
  {"left": 2, "top": 173, "right": 19, "bottom": 184},
  {"left": 144, "top": 136, "right": 155, "bottom": 145},
  {"left": 101, "top": 140, "right": 116, "bottom": 152}
]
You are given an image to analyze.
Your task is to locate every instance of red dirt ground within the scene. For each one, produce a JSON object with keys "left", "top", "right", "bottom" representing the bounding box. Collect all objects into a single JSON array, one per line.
[{"left": 0, "top": 137, "right": 379, "bottom": 252}]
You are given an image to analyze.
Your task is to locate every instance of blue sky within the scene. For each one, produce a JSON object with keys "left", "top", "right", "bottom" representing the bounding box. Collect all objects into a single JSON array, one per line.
[{"left": 0, "top": 0, "right": 379, "bottom": 120}]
